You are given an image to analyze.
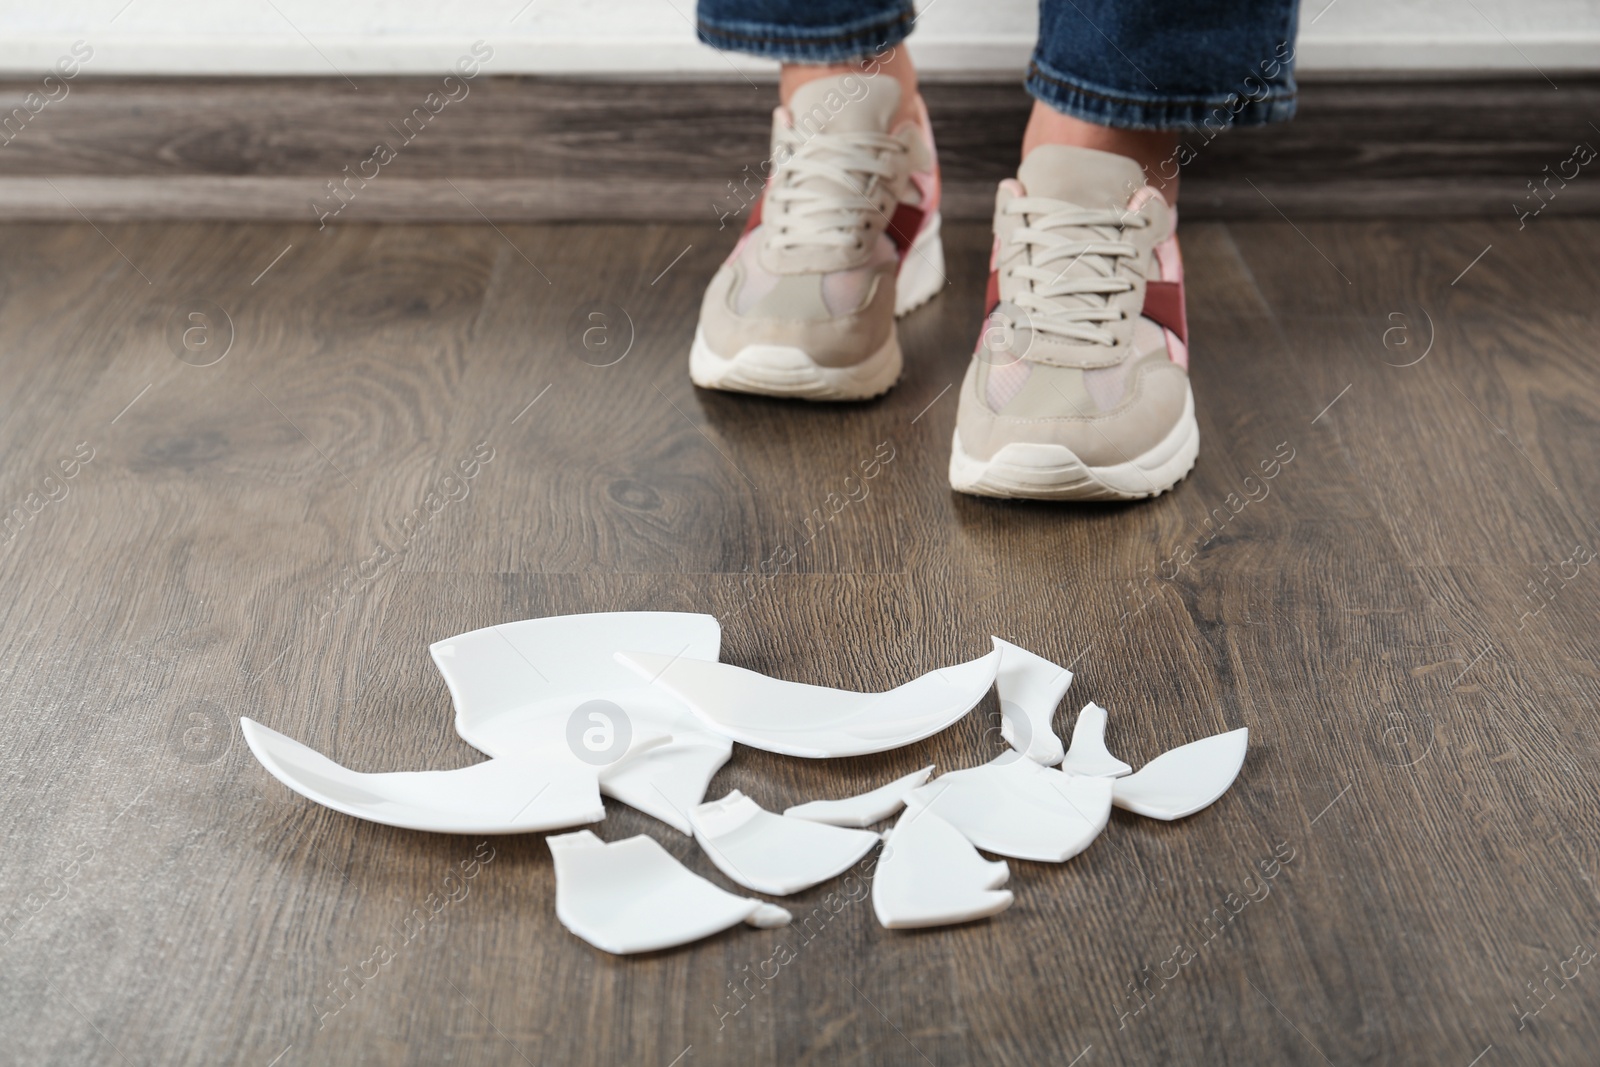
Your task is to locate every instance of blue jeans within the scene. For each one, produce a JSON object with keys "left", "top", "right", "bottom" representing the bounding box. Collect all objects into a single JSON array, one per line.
[{"left": 697, "top": 0, "right": 1298, "bottom": 130}]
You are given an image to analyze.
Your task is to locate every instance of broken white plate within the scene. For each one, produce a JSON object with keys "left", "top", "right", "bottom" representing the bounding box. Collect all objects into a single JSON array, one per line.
[
  {"left": 906, "top": 756, "right": 1113, "bottom": 862},
  {"left": 1113, "top": 727, "right": 1249, "bottom": 820},
  {"left": 615, "top": 641, "right": 1003, "bottom": 758},
  {"left": 873, "top": 808, "right": 1013, "bottom": 929},
  {"left": 549, "top": 830, "right": 791, "bottom": 954},
  {"left": 430, "top": 612, "right": 733, "bottom": 833},
  {"left": 242, "top": 718, "right": 665, "bottom": 834},
  {"left": 690, "top": 790, "right": 880, "bottom": 896},
  {"left": 783, "top": 765, "right": 935, "bottom": 828},
  {"left": 993, "top": 639, "right": 1071, "bottom": 765},
  {"left": 1059, "top": 702, "right": 1132, "bottom": 778}
]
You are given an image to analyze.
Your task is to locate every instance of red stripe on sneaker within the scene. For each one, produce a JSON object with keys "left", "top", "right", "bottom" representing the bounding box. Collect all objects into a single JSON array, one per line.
[
  {"left": 1142, "top": 279, "right": 1188, "bottom": 346},
  {"left": 887, "top": 203, "right": 924, "bottom": 257},
  {"left": 983, "top": 269, "right": 1001, "bottom": 317},
  {"left": 741, "top": 195, "right": 763, "bottom": 237}
]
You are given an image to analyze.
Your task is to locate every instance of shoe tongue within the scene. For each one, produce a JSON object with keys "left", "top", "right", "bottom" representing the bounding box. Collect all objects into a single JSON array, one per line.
[
  {"left": 785, "top": 74, "right": 901, "bottom": 136},
  {"left": 1011, "top": 146, "right": 1150, "bottom": 343},
  {"left": 1017, "top": 145, "right": 1146, "bottom": 209}
]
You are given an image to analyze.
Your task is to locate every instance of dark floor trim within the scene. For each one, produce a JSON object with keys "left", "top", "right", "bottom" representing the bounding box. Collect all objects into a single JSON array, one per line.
[{"left": 0, "top": 76, "right": 1593, "bottom": 220}]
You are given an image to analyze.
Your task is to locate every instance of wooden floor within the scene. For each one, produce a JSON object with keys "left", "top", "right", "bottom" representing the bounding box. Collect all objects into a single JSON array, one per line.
[{"left": 1, "top": 210, "right": 1597, "bottom": 1067}]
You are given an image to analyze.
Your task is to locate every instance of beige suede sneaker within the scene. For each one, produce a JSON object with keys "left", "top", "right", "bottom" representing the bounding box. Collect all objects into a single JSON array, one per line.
[
  {"left": 949, "top": 145, "right": 1198, "bottom": 500},
  {"left": 690, "top": 74, "right": 943, "bottom": 401}
]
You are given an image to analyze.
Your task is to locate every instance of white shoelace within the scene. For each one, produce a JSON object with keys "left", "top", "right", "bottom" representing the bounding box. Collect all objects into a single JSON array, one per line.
[
  {"left": 766, "top": 131, "right": 906, "bottom": 252},
  {"left": 1003, "top": 196, "right": 1150, "bottom": 345}
]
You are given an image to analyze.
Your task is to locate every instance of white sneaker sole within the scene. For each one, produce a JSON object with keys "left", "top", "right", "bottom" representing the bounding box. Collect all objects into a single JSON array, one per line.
[
  {"left": 689, "top": 214, "right": 944, "bottom": 402},
  {"left": 949, "top": 387, "right": 1199, "bottom": 501}
]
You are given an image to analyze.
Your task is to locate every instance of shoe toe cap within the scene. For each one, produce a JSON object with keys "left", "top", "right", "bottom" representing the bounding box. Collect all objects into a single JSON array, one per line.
[{"left": 958, "top": 357, "right": 1191, "bottom": 468}]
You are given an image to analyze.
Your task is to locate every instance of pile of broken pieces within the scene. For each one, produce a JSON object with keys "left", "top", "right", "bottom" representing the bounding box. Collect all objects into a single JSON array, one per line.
[{"left": 242, "top": 612, "right": 1247, "bottom": 955}]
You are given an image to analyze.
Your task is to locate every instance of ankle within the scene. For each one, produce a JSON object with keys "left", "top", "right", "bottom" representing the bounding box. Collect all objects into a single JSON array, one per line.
[
  {"left": 1021, "top": 101, "right": 1182, "bottom": 203},
  {"left": 779, "top": 47, "right": 922, "bottom": 131}
]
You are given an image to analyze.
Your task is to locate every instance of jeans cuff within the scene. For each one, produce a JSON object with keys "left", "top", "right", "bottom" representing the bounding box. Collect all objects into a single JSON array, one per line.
[
  {"left": 696, "top": 3, "right": 915, "bottom": 64},
  {"left": 1025, "top": 56, "right": 1297, "bottom": 131}
]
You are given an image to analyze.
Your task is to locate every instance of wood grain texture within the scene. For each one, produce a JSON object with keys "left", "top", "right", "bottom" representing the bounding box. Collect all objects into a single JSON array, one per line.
[
  {"left": 0, "top": 211, "right": 1596, "bottom": 1066},
  {"left": 0, "top": 77, "right": 1595, "bottom": 220}
]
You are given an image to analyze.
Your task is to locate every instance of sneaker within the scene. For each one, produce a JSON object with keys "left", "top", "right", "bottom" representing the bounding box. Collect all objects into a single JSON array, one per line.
[
  {"left": 690, "top": 74, "right": 943, "bottom": 401},
  {"left": 949, "top": 145, "right": 1198, "bottom": 500}
]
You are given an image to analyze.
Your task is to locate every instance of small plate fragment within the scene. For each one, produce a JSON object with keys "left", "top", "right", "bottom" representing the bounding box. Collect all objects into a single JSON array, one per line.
[
  {"left": 691, "top": 790, "right": 881, "bottom": 896},
  {"left": 993, "top": 639, "right": 1071, "bottom": 765},
  {"left": 600, "top": 738, "right": 733, "bottom": 835},
  {"left": 1059, "top": 702, "right": 1132, "bottom": 778},
  {"left": 873, "top": 808, "right": 1013, "bottom": 929},
  {"left": 549, "top": 830, "right": 791, "bottom": 955},
  {"left": 616, "top": 641, "right": 1002, "bottom": 758},
  {"left": 1113, "top": 727, "right": 1249, "bottom": 820},
  {"left": 242, "top": 718, "right": 663, "bottom": 834},
  {"left": 906, "top": 757, "right": 1113, "bottom": 862},
  {"left": 784, "top": 765, "right": 935, "bottom": 828}
]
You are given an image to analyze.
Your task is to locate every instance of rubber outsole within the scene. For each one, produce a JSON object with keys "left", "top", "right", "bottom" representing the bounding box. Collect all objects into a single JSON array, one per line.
[
  {"left": 948, "top": 388, "right": 1200, "bottom": 501},
  {"left": 688, "top": 215, "right": 944, "bottom": 402},
  {"left": 689, "top": 327, "right": 902, "bottom": 401}
]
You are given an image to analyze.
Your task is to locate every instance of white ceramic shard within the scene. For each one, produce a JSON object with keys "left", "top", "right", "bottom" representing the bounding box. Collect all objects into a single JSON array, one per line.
[
  {"left": 614, "top": 641, "right": 1003, "bottom": 758},
  {"left": 993, "top": 639, "right": 1071, "bottom": 765},
  {"left": 906, "top": 756, "right": 1113, "bottom": 862},
  {"left": 873, "top": 808, "right": 1013, "bottom": 929},
  {"left": 242, "top": 718, "right": 663, "bottom": 834},
  {"left": 432, "top": 612, "right": 722, "bottom": 748},
  {"left": 1112, "top": 727, "right": 1249, "bottom": 820},
  {"left": 690, "top": 790, "right": 880, "bottom": 896},
  {"left": 429, "top": 612, "right": 733, "bottom": 833},
  {"left": 598, "top": 739, "right": 732, "bottom": 835},
  {"left": 1059, "top": 702, "right": 1132, "bottom": 778},
  {"left": 783, "top": 765, "right": 935, "bottom": 827},
  {"left": 549, "top": 830, "right": 791, "bottom": 954}
]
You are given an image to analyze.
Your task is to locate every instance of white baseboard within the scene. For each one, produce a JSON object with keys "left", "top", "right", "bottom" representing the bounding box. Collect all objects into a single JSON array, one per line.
[
  {"left": 0, "top": 0, "right": 1594, "bottom": 77},
  {"left": 1, "top": 33, "right": 1595, "bottom": 77}
]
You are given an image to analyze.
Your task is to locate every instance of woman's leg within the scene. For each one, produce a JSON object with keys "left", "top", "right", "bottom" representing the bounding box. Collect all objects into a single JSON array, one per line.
[
  {"left": 1024, "top": 0, "right": 1301, "bottom": 200},
  {"left": 697, "top": 0, "right": 921, "bottom": 124},
  {"left": 695, "top": 0, "right": 915, "bottom": 65}
]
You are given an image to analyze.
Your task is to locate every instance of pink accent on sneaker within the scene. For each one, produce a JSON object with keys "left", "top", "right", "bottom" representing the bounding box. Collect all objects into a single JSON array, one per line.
[
  {"left": 981, "top": 234, "right": 1004, "bottom": 319},
  {"left": 1165, "top": 328, "right": 1189, "bottom": 370},
  {"left": 985, "top": 357, "right": 1032, "bottom": 411},
  {"left": 1084, "top": 354, "right": 1135, "bottom": 412},
  {"left": 1140, "top": 232, "right": 1187, "bottom": 351},
  {"left": 902, "top": 96, "right": 942, "bottom": 217},
  {"left": 1152, "top": 231, "right": 1183, "bottom": 283},
  {"left": 820, "top": 234, "right": 898, "bottom": 314}
]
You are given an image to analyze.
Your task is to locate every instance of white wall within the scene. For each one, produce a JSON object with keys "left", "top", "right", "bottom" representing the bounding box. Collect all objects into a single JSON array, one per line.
[{"left": 0, "top": 0, "right": 1594, "bottom": 76}]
